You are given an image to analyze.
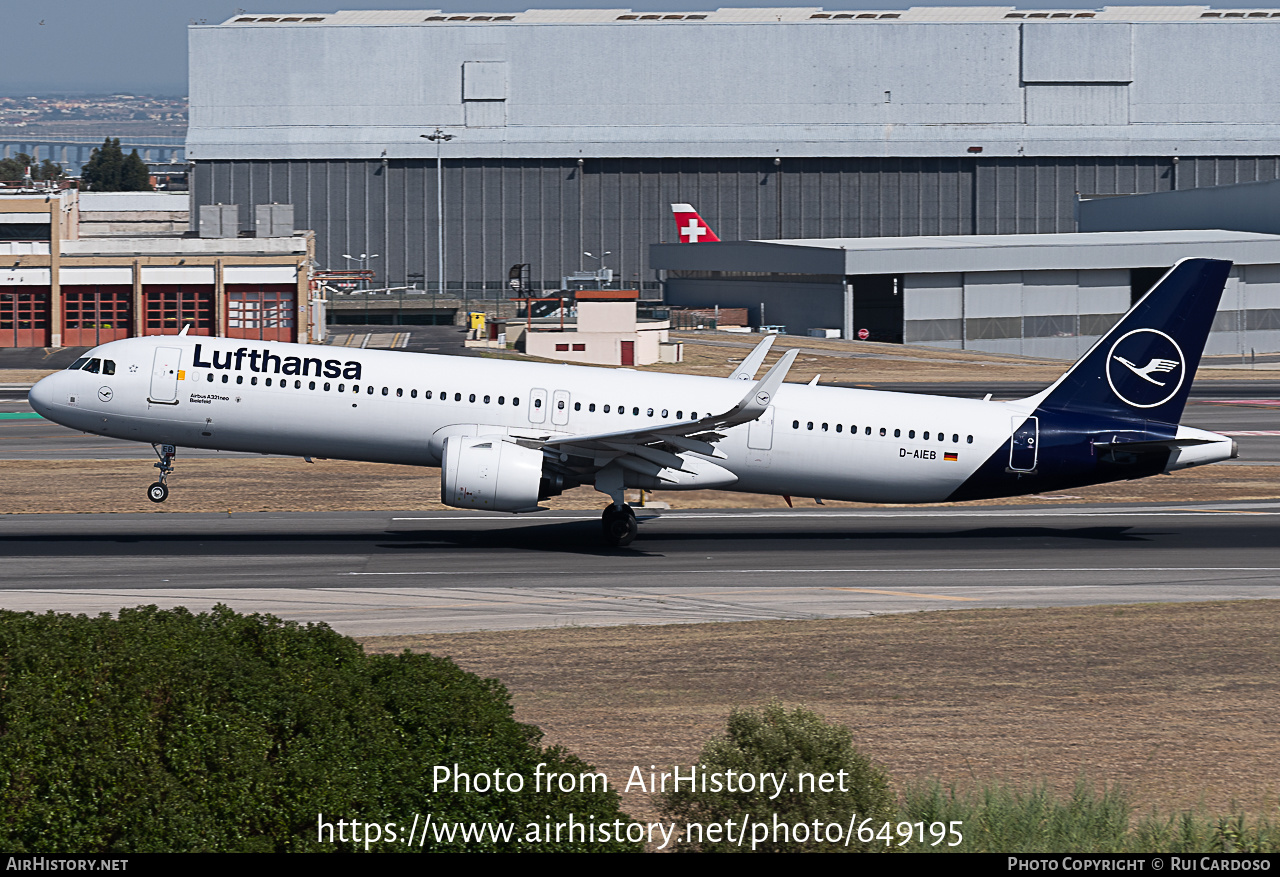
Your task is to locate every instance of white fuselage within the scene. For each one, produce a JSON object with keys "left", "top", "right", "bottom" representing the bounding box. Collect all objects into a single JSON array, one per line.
[{"left": 29, "top": 335, "right": 1033, "bottom": 505}]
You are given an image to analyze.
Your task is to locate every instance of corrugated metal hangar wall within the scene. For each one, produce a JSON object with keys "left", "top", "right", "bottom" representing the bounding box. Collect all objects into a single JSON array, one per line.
[
  {"left": 192, "top": 156, "right": 1280, "bottom": 294},
  {"left": 188, "top": 8, "right": 1280, "bottom": 296}
]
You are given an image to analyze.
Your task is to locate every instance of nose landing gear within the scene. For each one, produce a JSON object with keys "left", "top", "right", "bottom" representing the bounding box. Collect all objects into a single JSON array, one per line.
[{"left": 148, "top": 444, "right": 176, "bottom": 503}]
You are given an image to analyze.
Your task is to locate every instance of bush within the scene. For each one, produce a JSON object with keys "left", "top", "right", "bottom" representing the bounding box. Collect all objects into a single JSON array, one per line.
[
  {"left": 658, "top": 702, "right": 894, "bottom": 852},
  {"left": 0, "top": 605, "right": 638, "bottom": 852}
]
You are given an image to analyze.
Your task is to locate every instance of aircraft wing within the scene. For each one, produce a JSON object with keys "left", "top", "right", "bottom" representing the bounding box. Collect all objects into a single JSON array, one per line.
[{"left": 540, "top": 348, "right": 798, "bottom": 484}]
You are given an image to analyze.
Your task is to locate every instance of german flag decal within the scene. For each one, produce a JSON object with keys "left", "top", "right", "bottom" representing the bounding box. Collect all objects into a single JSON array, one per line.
[{"left": 944, "top": 452, "right": 959, "bottom": 462}]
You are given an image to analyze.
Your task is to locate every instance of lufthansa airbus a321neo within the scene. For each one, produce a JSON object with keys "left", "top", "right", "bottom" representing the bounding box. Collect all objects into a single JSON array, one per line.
[{"left": 29, "top": 258, "right": 1236, "bottom": 546}]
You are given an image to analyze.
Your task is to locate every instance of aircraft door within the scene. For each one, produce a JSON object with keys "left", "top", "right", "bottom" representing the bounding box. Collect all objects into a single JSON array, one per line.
[
  {"left": 1009, "top": 416, "right": 1038, "bottom": 471},
  {"left": 747, "top": 405, "right": 774, "bottom": 450},
  {"left": 551, "top": 390, "right": 571, "bottom": 425},
  {"left": 528, "top": 388, "right": 548, "bottom": 424},
  {"left": 149, "top": 347, "right": 182, "bottom": 404},
  {"left": 746, "top": 405, "right": 774, "bottom": 467}
]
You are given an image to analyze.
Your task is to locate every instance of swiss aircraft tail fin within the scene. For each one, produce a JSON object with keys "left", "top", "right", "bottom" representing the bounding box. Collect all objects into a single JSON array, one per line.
[
  {"left": 1032, "top": 258, "right": 1231, "bottom": 425},
  {"left": 671, "top": 203, "right": 720, "bottom": 243}
]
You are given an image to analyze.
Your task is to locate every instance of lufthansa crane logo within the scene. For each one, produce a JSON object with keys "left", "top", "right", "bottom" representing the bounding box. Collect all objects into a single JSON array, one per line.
[{"left": 1106, "top": 328, "right": 1185, "bottom": 409}]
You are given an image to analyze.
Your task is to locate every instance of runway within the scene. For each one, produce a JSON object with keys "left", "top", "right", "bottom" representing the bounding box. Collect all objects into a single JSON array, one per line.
[{"left": 2, "top": 504, "right": 1278, "bottom": 635}]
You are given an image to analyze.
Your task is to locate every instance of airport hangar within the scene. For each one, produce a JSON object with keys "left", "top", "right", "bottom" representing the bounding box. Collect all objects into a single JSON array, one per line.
[
  {"left": 188, "top": 6, "right": 1280, "bottom": 350},
  {"left": 651, "top": 230, "right": 1280, "bottom": 358}
]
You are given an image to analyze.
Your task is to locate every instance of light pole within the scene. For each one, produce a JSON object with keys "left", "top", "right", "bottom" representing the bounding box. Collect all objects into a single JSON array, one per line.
[
  {"left": 342, "top": 253, "right": 379, "bottom": 291},
  {"left": 420, "top": 128, "right": 455, "bottom": 311},
  {"left": 583, "top": 251, "right": 612, "bottom": 288}
]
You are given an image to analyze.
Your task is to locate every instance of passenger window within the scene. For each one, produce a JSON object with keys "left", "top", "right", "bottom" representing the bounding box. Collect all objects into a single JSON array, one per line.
[
  {"left": 864, "top": 427, "right": 871, "bottom": 435},
  {"left": 324, "top": 382, "right": 331, "bottom": 391},
  {"left": 411, "top": 389, "right": 417, "bottom": 398},
  {"left": 952, "top": 434, "right": 959, "bottom": 443},
  {"left": 574, "top": 402, "right": 580, "bottom": 411},
  {"left": 424, "top": 390, "right": 431, "bottom": 399},
  {"left": 923, "top": 431, "right": 929, "bottom": 440},
  {"left": 807, "top": 422, "right": 813, "bottom": 430},
  {"left": 603, "top": 405, "right": 611, "bottom": 413},
  {"left": 309, "top": 381, "right": 316, "bottom": 390},
  {"left": 396, "top": 388, "right": 403, "bottom": 397},
  {"left": 483, "top": 395, "right": 489, "bottom": 404},
  {"left": 822, "top": 423, "right": 828, "bottom": 431},
  {"left": 691, "top": 412, "right": 697, "bottom": 419},
  {"left": 367, "top": 386, "right": 374, "bottom": 395},
  {"left": 632, "top": 407, "right": 639, "bottom": 416},
  {"left": 647, "top": 408, "right": 653, "bottom": 417},
  {"left": 469, "top": 394, "right": 475, "bottom": 403},
  {"left": 534, "top": 398, "right": 542, "bottom": 408},
  {"left": 498, "top": 395, "right": 504, "bottom": 405},
  {"left": 236, "top": 375, "right": 244, "bottom": 384},
  {"left": 967, "top": 435, "right": 974, "bottom": 444},
  {"left": 266, "top": 378, "right": 273, "bottom": 387},
  {"left": 251, "top": 377, "right": 258, "bottom": 386},
  {"left": 894, "top": 429, "right": 901, "bottom": 438},
  {"left": 455, "top": 393, "right": 462, "bottom": 402},
  {"left": 879, "top": 427, "right": 886, "bottom": 436},
  {"left": 558, "top": 400, "right": 565, "bottom": 410},
  {"left": 676, "top": 410, "right": 683, "bottom": 419},
  {"left": 207, "top": 374, "right": 214, "bottom": 382},
  {"left": 103, "top": 360, "right": 116, "bottom": 375},
  {"left": 836, "top": 424, "right": 842, "bottom": 433},
  {"left": 223, "top": 375, "right": 230, "bottom": 384},
  {"left": 295, "top": 380, "right": 302, "bottom": 389},
  {"left": 513, "top": 397, "right": 519, "bottom": 406},
  {"left": 661, "top": 409, "right": 668, "bottom": 418},
  {"left": 588, "top": 403, "right": 595, "bottom": 412},
  {"left": 793, "top": 420, "right": 800, "bottom": 429}
]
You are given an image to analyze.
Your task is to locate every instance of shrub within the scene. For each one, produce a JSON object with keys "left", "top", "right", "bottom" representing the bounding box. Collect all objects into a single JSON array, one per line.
[
  {"left": 0, "top": 605, "right": 638, "bottom": 852},
  {"left": 658, "top": 702, "right": 894, "bottom": 852}
]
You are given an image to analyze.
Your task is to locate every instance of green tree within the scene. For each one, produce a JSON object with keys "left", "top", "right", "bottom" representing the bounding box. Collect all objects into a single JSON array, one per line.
[
  {"left": 120, "top": 149, "right": 151, "bottom": 191},
  {"left": 80, "top": 137, "right": 152, "bottom": 191},
  {"left": 659, "top": 702, "right": 895, "bottom": 852},
  {"left": 0, "top": 605, "right": 639, "bottom": 852},
  {"left": 0, "top": 153, "right": 64, "bottom": 183}
]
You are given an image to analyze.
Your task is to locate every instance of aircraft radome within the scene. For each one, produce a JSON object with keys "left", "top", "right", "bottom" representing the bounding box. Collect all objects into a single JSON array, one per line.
[{"left": 29, "top": 259, "right": 1236, "bottom": 547}]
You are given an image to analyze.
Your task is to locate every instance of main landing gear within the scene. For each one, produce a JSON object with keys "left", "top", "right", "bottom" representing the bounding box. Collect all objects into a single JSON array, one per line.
[
  {"left": 600, "top": 503, "right": 638, "bottom": 548},
  {"left": 148, "top": 444, "right": 176, "bottom": 503}
]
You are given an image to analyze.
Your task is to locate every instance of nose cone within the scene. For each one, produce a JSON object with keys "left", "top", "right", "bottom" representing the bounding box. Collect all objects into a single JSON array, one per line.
[{"left": 28, "top": 372, "right": 62, "bottom": 421}]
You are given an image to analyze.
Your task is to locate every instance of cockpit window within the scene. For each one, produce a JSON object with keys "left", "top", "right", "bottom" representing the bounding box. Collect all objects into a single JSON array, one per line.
[
  {"left": 102, "top": 360, "right": 116, "bottom": 375},
  {"left": 68, "top": 358, "right": 89, "bottom": 370},
  {"left": 83, "top": 358, "right": 101, "bottom": 374}
]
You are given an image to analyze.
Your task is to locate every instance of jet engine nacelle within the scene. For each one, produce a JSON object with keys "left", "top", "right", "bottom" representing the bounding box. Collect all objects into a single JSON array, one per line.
[{"left": 441, "top": 434, "right": 546, "bottom": 513}]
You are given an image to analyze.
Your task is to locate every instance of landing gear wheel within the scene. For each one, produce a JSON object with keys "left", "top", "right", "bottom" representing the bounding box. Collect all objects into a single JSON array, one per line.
[
  {"left": 601, "top": 503, "right": 637, "bottom": 547},
  {"left": 147, "top": 482, "right": 169, "bottom": 504}
]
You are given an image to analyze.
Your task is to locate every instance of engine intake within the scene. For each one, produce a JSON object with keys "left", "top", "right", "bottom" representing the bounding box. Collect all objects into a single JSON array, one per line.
[{"left": 441, "top": 434, "right": 546, "bottom": 513}]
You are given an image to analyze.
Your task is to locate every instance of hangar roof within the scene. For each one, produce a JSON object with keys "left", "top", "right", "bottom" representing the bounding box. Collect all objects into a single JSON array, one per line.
[
  {"left": 190, "top": 7, "right": 1280, "bottom": 161},
  {"left": 650, "top": 230, "right": 1280, "bottom": 276},
  {"left": 218, "top": 7, "right": 1277, "bottom": 26}
]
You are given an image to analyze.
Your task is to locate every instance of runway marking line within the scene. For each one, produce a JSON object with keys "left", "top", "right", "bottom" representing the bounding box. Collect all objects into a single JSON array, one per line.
[
  {"left": 829, "top": 587, "right": 978, "bottom": 601},
  {"left": 391, "top": 509, "right": 1280, "bottom": 522}
]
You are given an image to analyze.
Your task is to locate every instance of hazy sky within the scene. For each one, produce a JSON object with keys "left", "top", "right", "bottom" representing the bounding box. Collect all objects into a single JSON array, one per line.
[{"left": 4, "top": 0, "right": 1275, "bottom": 95}]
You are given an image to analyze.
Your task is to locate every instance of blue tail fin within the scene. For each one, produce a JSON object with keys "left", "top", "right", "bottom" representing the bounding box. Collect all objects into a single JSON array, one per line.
[{"left": 1034, "top": 258, "right": 1231, "bottom": 425}]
